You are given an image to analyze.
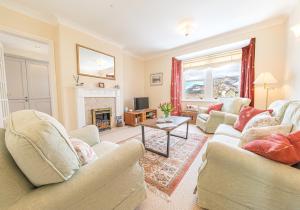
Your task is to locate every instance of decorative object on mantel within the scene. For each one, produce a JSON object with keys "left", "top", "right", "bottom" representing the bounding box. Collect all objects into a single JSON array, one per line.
[
  {"left": 150, "top": 73, "right": 163, "bottom": 86},
  {"left": 98, "top": 82, "right": 105, "bottom": 88},
  {"left": 73, "top": 75, "right": 84, "bottom": 86},
  {"left": 76, "top": 44, "right": 115, "bottom": 80},
  {"left": 124, "top": 107, "right": 129, "bottom": 112},
  {"left": 113, "top": 84, "right": 120, "bottom": 89},
  {"left": 159, "top": 102, "right": 173, "bottom": 118}
]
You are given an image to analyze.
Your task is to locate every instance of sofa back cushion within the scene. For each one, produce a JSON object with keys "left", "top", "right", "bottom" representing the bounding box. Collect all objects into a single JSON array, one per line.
[
  {"left": 220, "top": 97, "right": 251, "bottom": 114},
  {"left": 0, "top": 128, "right": 34, "bottom": 209},
  {"left": 281, "top": 101, "right": 300, "bottom": 132},
  {"left": 268, "top": 100, "right": 290, "bottom": 122},
  {"left": 5, "top": 110, "right": 80, "bottom": 186}
]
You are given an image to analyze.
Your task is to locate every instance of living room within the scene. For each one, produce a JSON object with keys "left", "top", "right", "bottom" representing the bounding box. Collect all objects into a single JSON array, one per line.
[{"left": 0, "top": 0, "right": 300, "bottom": 209}]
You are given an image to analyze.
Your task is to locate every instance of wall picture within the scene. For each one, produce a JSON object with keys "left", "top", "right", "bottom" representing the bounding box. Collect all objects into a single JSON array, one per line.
[{"left": 150, "top": 73, "right": 163, "bottom": 86}]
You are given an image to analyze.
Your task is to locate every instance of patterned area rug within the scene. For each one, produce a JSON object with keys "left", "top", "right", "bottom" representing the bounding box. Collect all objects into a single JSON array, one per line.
[{"left": 127, "top": 128, "right": 207, "bottom": 197}]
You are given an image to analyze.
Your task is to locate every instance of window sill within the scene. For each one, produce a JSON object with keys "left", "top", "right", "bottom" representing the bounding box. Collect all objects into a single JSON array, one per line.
[{"left": 181, "top": 98, "right": 218, "bottom": 103}]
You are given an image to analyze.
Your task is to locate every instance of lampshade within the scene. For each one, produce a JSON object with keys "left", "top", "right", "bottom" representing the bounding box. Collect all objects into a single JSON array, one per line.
[
  {"left": 291, "top": 24, "right": 300, "bottom": 38},
  {"left": 254, "top": 72, "right": 278, "bottom": 85}
]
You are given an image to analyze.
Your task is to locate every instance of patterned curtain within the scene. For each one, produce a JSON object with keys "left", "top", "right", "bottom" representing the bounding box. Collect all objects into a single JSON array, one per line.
[
  {"left": 240, "top": 38, "right": 256, "bottom": 107},
  {"left": 171, "top": 58, "right": 182, "bottom": 116}
]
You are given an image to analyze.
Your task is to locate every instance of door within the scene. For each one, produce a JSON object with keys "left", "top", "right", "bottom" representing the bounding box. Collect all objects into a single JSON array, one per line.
[{"left": 4, "top": 56, "right": 52, "bottom": 115}]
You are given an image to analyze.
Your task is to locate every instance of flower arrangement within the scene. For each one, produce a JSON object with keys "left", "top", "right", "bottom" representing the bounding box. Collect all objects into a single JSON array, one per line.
[{"left": 159, "top": 102, "right": 173, "bottom": 118}]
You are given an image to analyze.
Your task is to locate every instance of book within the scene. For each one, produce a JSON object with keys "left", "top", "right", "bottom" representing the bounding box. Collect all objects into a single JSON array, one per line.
[{"left": 156, "top": 123, "right": 176, "bottom": 129}]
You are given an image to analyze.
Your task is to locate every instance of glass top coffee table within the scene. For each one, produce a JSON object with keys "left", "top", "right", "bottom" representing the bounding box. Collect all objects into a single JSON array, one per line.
[{"left": 141, "top": 116, "right": 190, "bottom": 158}]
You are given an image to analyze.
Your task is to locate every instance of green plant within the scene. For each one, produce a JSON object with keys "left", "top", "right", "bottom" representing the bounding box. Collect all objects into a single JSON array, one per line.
[{"left": 159, "top": 102, "right": 173, "bottom": 118}]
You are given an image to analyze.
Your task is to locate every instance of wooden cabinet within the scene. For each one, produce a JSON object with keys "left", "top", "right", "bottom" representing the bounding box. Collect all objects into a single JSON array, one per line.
[
  {"left": 124, "top": 109, "right": 157, "bottom": 126},
  {"left": 181, "top": 110, "right": 198, "bottom": 124}
]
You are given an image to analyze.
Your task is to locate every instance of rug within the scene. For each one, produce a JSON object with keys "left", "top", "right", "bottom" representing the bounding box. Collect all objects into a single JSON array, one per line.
[{"left": 127, "top": 128, "right": 207, "bottom": 197}]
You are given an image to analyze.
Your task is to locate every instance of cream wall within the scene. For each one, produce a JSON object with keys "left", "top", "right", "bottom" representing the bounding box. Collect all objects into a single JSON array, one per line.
[
  {"left": 284, "top": 1, "right": 300, "bottom": 99},
  {"left": 145, "top": 20, "right": 287, "bottom": 111},
  {"left": 0, "top": 6, "right": 145, "bottom": 130},
  {"left": 123, "top": 54, "right": 145, "bottom": 109}
]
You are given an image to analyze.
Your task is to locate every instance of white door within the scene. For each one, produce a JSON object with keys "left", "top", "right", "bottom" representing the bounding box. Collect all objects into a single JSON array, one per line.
[{"left": 5, "top": 56, "right": 52, "bottom": 115}]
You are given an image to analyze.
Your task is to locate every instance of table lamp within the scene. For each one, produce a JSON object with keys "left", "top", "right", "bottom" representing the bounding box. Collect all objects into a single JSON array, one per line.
[{"left": 254, "top": 72, "right": 278, "bottom": 108}]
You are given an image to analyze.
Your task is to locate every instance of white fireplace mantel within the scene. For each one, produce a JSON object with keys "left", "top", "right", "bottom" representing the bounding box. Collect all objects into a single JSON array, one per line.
[{"left": 75, "top": 87, "right": 121, "bottom": 128}]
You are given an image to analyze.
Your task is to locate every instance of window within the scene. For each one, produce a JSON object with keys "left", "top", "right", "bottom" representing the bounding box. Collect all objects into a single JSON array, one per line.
[{"left": 182, "top": 50, "right": 241, "bottom": 100}]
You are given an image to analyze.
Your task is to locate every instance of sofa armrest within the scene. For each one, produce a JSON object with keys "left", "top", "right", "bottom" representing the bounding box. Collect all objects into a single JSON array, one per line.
[
  {"left": 8, "top": 140, "right": 145, "bottom": 210},
  {"left": 69, "top": 125, "right": 100, "bottom": 146},
  {"left": 202, "top": 141, "right": 300, "bottom": 191},
  {"left": 223, "top": 113, "right": 238, "bottom": 125},
  {"left": 198, "top": 107, "right": 209, "bottom": 114}
]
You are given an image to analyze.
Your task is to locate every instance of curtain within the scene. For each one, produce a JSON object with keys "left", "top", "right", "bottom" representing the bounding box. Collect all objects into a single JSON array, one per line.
[
  {"left": 240, "top": 38, "right": 256, "bottom": 107},
  {"left": 171, "top": 58, "right": 182, "bottom": 116}
]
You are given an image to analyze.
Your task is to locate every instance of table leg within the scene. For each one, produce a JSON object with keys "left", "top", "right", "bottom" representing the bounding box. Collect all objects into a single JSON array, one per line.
[
  {"left": 141, "top": 125, "right": 145, "bottom": 145},
  {"left": 186, "top": 122, "right": 189, "bottom": 139},
  {"left": 166, "top": 131, "right": 170, "bottom": 158}
]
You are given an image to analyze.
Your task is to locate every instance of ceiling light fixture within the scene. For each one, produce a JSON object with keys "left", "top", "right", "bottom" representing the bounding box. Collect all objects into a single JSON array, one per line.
[
  {"left": 177, "top": 18, "right": 197, "bottom": 37},
  {"left": 291, "top": 24, "right": 300, "bottom": 38}
]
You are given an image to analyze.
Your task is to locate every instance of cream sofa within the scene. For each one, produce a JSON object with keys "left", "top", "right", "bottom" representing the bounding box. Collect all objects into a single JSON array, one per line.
[
  {"left": 197, "top": 100, "right": 300, "bottom": 210},
  {"left": 0, "top": 125, "right": 147, "bottom": 210},
  {"left": 196, "top": 97, "right": 251, "bottom": 134}
]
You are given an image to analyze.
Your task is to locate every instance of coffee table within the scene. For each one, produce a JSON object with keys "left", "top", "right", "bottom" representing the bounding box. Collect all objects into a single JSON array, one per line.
[{"left": 141, "top": 116, "right": 190, "bottom": 158}]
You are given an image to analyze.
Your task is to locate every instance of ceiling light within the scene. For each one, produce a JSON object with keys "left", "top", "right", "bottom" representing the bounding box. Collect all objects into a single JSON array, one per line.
[
  {"left": 291, "top": 24, "right": 300, "bottom": 38},
  {"left": 177, "top": 18, "right": 197, "bottom": 37}
]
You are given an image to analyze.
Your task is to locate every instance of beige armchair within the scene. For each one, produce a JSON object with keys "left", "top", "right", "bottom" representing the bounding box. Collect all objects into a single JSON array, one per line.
[
  {"left": 0, "top": 125, "right": 147, "bottom": 210},
  {"left": 196, "top": 97, "right": 251, "bottom": 133}
]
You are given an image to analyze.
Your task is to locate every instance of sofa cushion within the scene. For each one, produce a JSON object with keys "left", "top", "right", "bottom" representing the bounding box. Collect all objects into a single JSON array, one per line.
[
  {"left": 5, "top": 110, "right": 81, "bottom": 186},
  {"left": 243, "top": 133, "right": 300, "bottom": 165},
  {"left": 215, "top": 124, "right": 242, "bottom": 139},
  {"left": 268, "top": 100, "right": 290, "bottom": 122},
  {"left": 240, "top": 124, "right": 293, "bottom": 146},
  {"left": 243, "top": 112, "right": 279, "bottom": 131},
  {"left": 234, "top": 106, "right": 272, "bottom": 132},
  {"left": 207, "top": 103, "right": 223, "bottom": 114},
  {"left": 198, "top": 113, "right": 210, "bottom": 121},
  {"left": 220, "top": 98, "right": 251, "bottom": 115},
  {"left": 211, "top": 134, "right": 241, "bottom": 147},
  {"left": 71, "top": 138, "right": 98, "bottom": 165},
  {"left": 281, "top": 101, "right": 300, "bottom": 132}
]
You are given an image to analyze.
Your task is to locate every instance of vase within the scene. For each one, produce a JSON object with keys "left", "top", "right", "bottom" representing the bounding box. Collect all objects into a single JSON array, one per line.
[{"left": 163, "top": 112, "right": 170, "bottom": 119}]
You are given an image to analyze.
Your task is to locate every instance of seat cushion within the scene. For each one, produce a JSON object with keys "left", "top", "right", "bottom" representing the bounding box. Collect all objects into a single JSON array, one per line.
[
  {"left": 211, "top": 134, "right": 241, "bottom": 147},
  {"left": 5, "top": 110, "right": 80, "bottom": 186},
  {"left": 215, "top": 124, "right": 242, "bottom": 139},
  {"left": 93, "top": 141, "right": 119, "bottom": 157},
  {"left": 281, "top": 101, "right": 300, "bottom": 132},
  {"left": 198, "top": 113, "right": 210, "bottom": 121}
]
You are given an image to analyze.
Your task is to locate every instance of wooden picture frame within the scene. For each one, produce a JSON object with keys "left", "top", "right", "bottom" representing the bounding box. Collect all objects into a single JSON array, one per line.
[
  {"left": 98, "top": 82, "right": 105, "bottom": 88},
  {"left": 150, "top": 73, "right": 163, "bottom": 86},
  {"left": 76, "top": 44, "right": 116, "bottom": 80}
]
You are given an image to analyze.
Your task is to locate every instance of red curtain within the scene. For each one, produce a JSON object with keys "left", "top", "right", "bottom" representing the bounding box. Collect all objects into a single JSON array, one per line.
[
  {"left": 171, "top": 58, "right": 182, "bottom": 116},
  {"left": 240, "top": 38, "right": 256, "bottom": 107}
]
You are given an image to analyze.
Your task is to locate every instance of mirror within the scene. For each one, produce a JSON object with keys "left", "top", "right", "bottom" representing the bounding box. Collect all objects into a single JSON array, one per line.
[{"left": 76, "top": 44, "right": 115, "bottom": 80}]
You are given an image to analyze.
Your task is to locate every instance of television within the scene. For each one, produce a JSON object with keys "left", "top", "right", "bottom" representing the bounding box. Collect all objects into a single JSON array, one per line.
[{"left": 134, "top": 97, "right": 149, "bottom": 110}]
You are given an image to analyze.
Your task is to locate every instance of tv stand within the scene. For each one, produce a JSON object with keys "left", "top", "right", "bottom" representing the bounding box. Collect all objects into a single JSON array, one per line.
[{"left": 124, "top": 108, "right": 157, "bottom": 126}]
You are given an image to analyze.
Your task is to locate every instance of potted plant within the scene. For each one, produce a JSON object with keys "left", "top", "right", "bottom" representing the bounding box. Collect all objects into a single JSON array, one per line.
[{"left": 159, "top": 102, "right": 173, "bottom": 118}]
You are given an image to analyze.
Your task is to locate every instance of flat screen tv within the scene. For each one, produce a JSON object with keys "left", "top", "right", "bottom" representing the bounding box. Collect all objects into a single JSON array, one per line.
[{"left": 134, "top": 97, "right": 149, "bottom": 110}]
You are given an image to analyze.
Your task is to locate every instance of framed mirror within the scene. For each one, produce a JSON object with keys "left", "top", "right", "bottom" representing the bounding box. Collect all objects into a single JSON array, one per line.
[{"left": 76, "top": 44, "right": 115, "bottom": 80}]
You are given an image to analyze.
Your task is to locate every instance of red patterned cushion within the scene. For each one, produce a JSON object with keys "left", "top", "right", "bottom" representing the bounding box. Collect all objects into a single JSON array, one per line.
[
  {"left": 243, "top": 133, "right": 300, "bottom": 165},
  {"left": 207, "top": 103, "right": 223, "bottom": 114},
  {"left": 234, "top": 106, "right": 272, "bottom": 132}
]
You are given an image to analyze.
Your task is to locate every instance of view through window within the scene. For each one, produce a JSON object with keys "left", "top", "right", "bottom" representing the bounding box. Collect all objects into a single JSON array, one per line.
[{"left": 182, "top": 50, "right": 242, "bottom": 100}]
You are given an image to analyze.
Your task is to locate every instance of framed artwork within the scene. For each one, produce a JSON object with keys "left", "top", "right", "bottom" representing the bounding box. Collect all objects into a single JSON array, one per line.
[
  {"left": 98, "top": 82, "right": 105, "bottom": 88},
  {"left": 76, "top": 44, "right": 115, "bottom": 80},
  {"left": 150, "top": 73, "right": 163, "bottom": 86}
]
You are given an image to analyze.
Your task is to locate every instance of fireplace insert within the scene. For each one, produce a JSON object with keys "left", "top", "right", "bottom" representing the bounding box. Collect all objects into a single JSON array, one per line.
[{"left": 91, "top": 108, "right": 112, "bottom": 132}]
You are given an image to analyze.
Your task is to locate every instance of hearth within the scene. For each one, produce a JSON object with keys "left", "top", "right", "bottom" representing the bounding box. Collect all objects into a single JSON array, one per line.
[{"left": 92, "top": 108, "right": 112, "bottom": 132}]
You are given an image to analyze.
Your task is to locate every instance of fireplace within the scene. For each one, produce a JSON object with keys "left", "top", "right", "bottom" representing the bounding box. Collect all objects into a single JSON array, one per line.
[{"left": 92, "top": 108, "right": 112, "bottom": 132}]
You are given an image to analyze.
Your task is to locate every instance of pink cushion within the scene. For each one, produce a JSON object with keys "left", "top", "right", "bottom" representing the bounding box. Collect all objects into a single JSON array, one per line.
[
  {"left": 234, "top": 106, "right": 272, "bottom": 132},
  {"left": 70, "top": 138, "right": 98, "bottom": 165},
  {"left": 243, "top": 132, "right": 300, "bottom": 165},
  {"left": 207, "top": 103, "right": 223, "bottom": 114}
]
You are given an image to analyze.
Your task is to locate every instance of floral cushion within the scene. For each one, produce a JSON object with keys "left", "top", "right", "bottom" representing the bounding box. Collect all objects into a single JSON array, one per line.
[
  {"left": 242, "top": 111, "right": 279, "bottom": 132},
  {"left": 207, "top": 103, "right": 223, "bottom": 114},
  {"left": 70, "top": 138, "right": 98, "bottom": 165}
]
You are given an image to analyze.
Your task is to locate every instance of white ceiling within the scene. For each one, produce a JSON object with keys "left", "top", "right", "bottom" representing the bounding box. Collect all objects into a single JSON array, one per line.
[{"left": 1, "top": 0, "right": 297, "bottom": 58}]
